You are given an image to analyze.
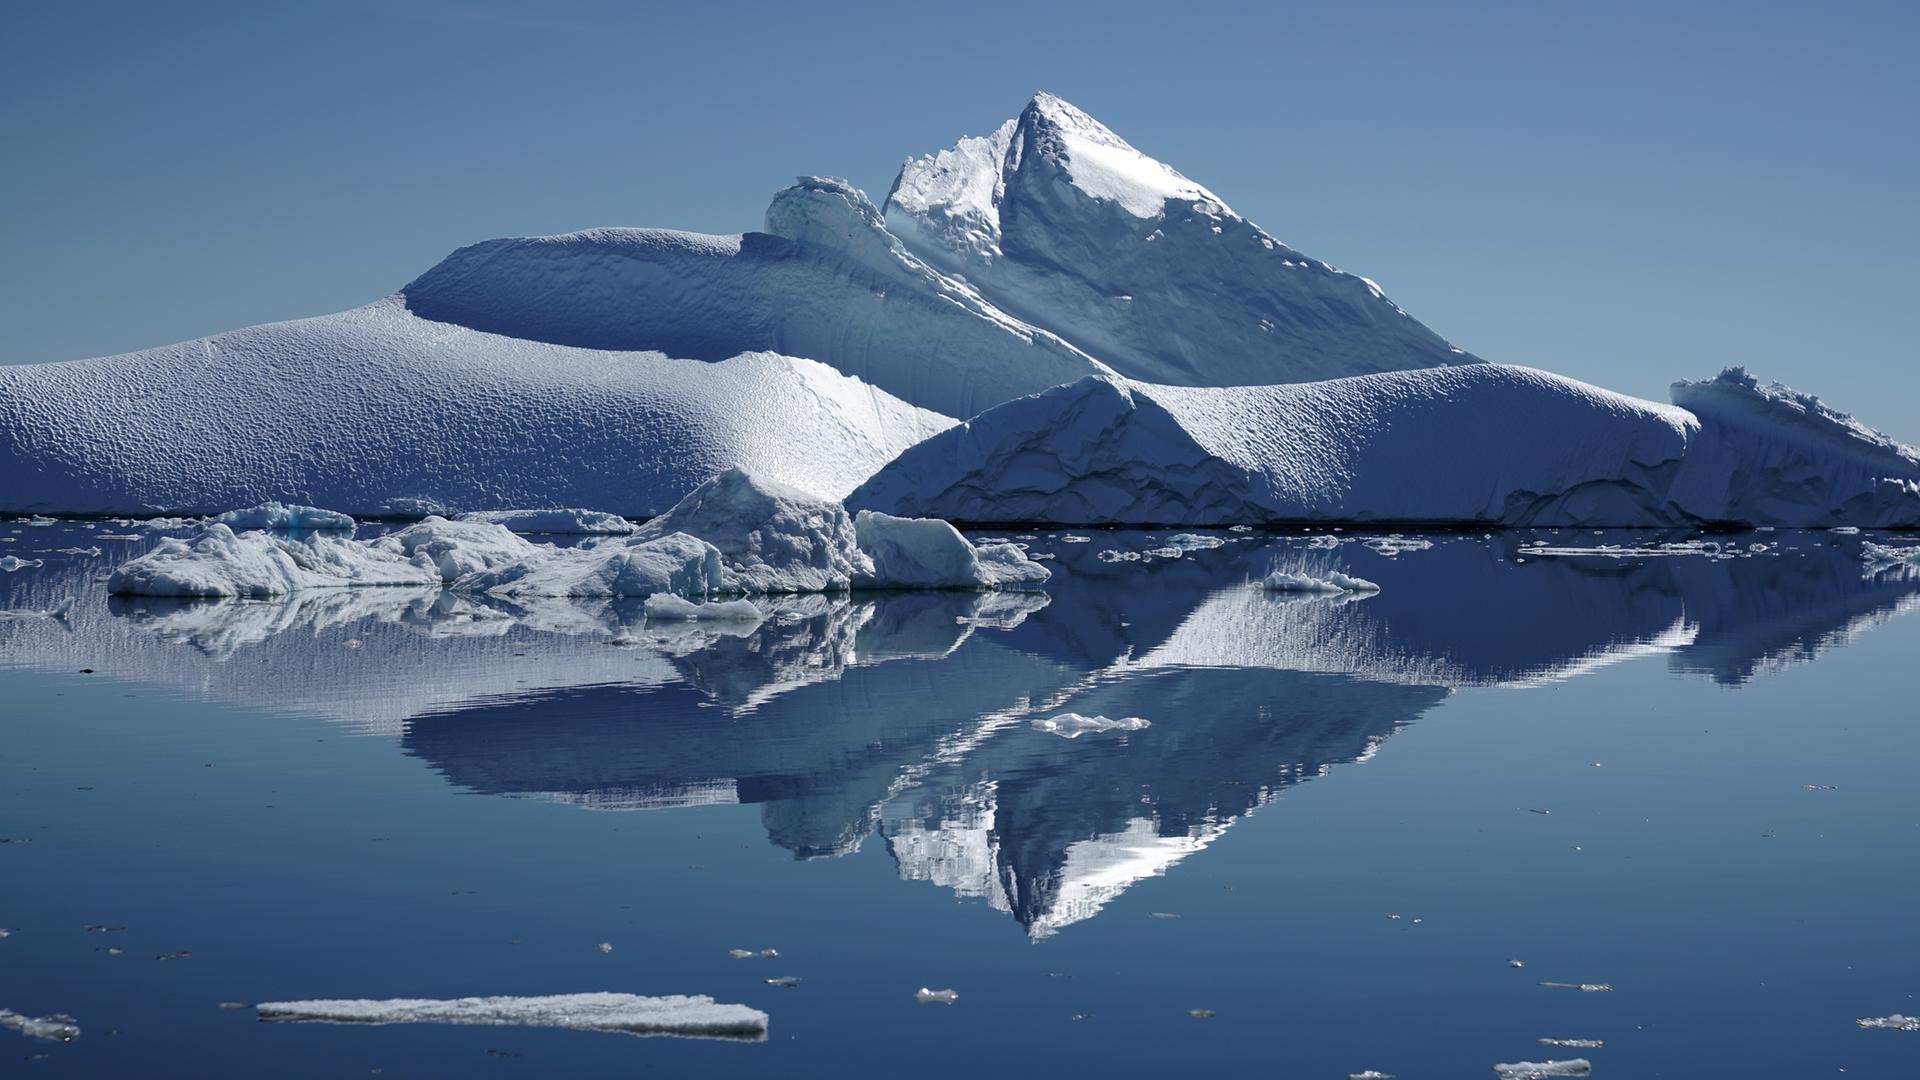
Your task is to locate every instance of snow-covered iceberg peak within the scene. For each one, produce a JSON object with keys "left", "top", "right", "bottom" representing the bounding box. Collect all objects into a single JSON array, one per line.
[{"left": 884, "top": 92, "right": 1479, "bottom": 385}]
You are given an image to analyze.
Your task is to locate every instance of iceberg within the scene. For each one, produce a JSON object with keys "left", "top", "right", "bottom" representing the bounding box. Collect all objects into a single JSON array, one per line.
[
  {"left": 213, "top": 502, "right": 355, "bottom": 533},
  {"left": 455, "top": 509, "right": 636, "bottom": 535},
  {"left": 1261, "top": 570, "right": 1380, "bottom": 594},
  {"left": 885, "top": 92, "right": 1479, "bottom": 386},
  {"left": 104, "top": 524, "right": 443, "bottom": 598},
  {"left": 851, "top": 366, "right": 1920, "bottom": 528},
  {"left": 854, "top": 510, "right": 1051, "bottom": 589},
  {"left": 459, "top": 533, "right": 724, "bottom": 599},
  {"left": 253, "top": 993, "right": 767, "bottom": 1041}
]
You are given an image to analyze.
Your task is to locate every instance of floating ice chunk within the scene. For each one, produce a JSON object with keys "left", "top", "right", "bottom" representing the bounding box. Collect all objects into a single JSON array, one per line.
[
  {"left": 464, "top": 533, "right": 723, "bottom": 599},
  {"left": 254, "top": 993, "right": 767, "bottom": 1040},
  {"left": 852, "top": 510, "right": 1050, "bottom": 589},
  {"left": 642, "top": 595, "right": 764, "bottom": 622},
  {"left": 371, "top": 518, "right": 542, "bottom": 582},
  {"left": 0, "top": 1008, "right": 81, "bottom": 1042},
  {"left": 0, "top": 599, "right": 73, "bottom": 624},
  {"left": 213, "top": 502, "right": 355, "bottom": 533},
  {"left": 1537, "top": 982, "right": 1611, "bottom": 992},
  {"left": 763, "top": 977, "right": 801, "bottom": 988},
  {"left": 1363, "top": 535, "right": 1433, "bottom": 555},
  {"left": 1537, "top": 1038, "right": 1604, "bottom": 1049},
  {"left": 1350, "top": 1072, "right": 1395, "bottom": 1080},
  {"left": 456, "top": 509, "right": 636, "bottom": 535},
  {"left": 758, "top": 948, "right": 778, "bottom": 959},
  {"left": 914, "top": 988, "right": 958, "bottom": 1005},
  {"left": 1861, "top": 541, "right": 1920, "bottom": 566},
  {"left": 106, "top": 525, "right": 442, "bottom": 598},
  {"left": 727, "top": 949, "right": 754, "bottom": 960},
  {"left": 1493, "top": 1061, "right": 1590, "bottom": 1079},
  {"left": 0, "top": 556, "right": 43, "bottom": 571},
  {"left": 596, "top": 942, "right": 613, "bottom": 954},
  {"left": 1188, "top": 1008, "right": 1217, "bottom": 1019},
  {"left": 1031, "top": 714, "right": 1151, "bottom": 738},
  {"left": 1857, "top": 1013, "right": 1920, "bottom": 1031},
  {"left": 634, "top": 469, "right": 869, "bottom": 593},
  {"left": 1508, "top": 959, "right": 1526, "bottom": 969},
  {"left": 1261, "top": 570, "right": 1380, "bottom": 594},
  {"left": 1163, "top": 533, "right": 1227, "bottom": 551}
]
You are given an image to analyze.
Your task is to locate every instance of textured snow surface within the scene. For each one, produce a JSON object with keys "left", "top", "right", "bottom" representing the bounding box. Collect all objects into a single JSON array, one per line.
[
  {"left": 456, "top": 509, "right": 636, "bottom": 535},
  {"left": 853, "top": 365, "right": 1920, "bottom": 527},
  {"left": 401, "top": 176, "right": 1107, "bottom": 419},
  {"left": 108, "top": 471, "right": 1050, "bottom": 598},
  {"left": 0, "top": 297, "right": 950, "bottom": 517},
  {"left": 886, "top": 93, "right": 1478, "bottom": 386},
  {"left": 253, "top": 993, "right": 767, "bottom": 1040}
]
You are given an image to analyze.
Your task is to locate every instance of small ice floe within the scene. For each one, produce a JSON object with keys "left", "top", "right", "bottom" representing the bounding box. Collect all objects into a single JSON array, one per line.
[
  {"left": 1803, "top": 784, "right": 1836, "bottom": 792},
  {"left": 1306, "top": 534, "right": 1345, "bottom": 549},
  {"left": 0, "top": 556, "right": 44, "bottom": 571},
  {"left": 1148, "top": 912, "right": 1180, "bottom": 920},
  {"left": 1260, "top": 570, "right": 1379, "bottom": 593},
  {"left": 0, "top": 1008, "right": 81, "bottom": 1042},
  {"left": 51, "top": 546, "right": 102, "bottom": 556},
  {"left": 596, "top": 942, "right": 614, "bottom": 954},
  {"left": 0, "top": 928, "right": 12, "bottom": 938},
  {"left": 1362, "top": 535, "right": 1433, "bottom": 555},
  {"left": 1537, "top": 1038, "right": 1604, "bottom": 1049},
  {"left": 456, "top": 509, "right": 636, "bottom": 535},
  {"left": 95, "top": 533, "right": 144, "bottom": 541},
  {"left": 1831, "top": 525, "right": 1861, "bottom": 534},
  {"left": 914, "top": 988, "right": 958, "bottom": 1005},
  {"left": 1350, "top": 1072, "right": 1395, "bottom": 1080},
  {"left": 641, "top": 595, "right": 764, "bottom": 623},
  {"left": 1188, "top": 1008, "right": 1216, "bottom": 1019},
  {"left": 1857, "top": 1014, "right": 1920, "bottom": 1031},
  {"left": 1031, "top": 713, "right": 1150, "bottom": 739},
  {"left": 0, "top": 599, "right": 73, "bottom": 624},
  {"left": 255, "top": 993, "right": 768, "bottom": 1040},
  {"left": 763, "top": 977, "right": 801, "bottom": 988},
  {"left": 1162, "top": 533, "right": 1227, "bottom": 551},
  {"left": 154, "top": 951, "right": 192, "bottom": 961},
  {"left": 1508, "top": 959, "right": 1525, "bottom": 969},
  {"left": 1492, "top": 1061, "right": 1590, "bottom": 1079},
  {"left": 1060, "top": 535, "right": 1092, "bottom": 543},
  {"left": 759, "top": 948, "right": 779, "bottom": 959},
  {"left": 217, "top": 1002, "right": 250, "bottom": 1011},
  {"left": 1537, "top": 982, "right": 1611, "bottom": 993},
  {"left": 727, "top": 949, "right": 755, "bottom": 960}
]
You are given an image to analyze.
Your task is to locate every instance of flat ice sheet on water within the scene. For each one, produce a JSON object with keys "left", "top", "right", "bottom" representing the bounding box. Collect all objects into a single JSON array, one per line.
[
  {"left": 253, "top": 993, "right": 767, "bottom": 1040},
  {"left": 1492, "top": 1062, "right": 1591, "bottom": 1079},
  {"left": 1857, "top": 1013, "right": 1920, "bottom": 1031},
  {"left": 0, "top": 1008, "right": 81, "bottom": 1042}
]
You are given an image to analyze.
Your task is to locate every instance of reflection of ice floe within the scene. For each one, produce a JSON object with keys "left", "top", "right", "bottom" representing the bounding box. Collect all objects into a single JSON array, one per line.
[
  {"left": 255, "top": 993, "right": 767, "bottom": 1041},
  {"left": 1031, "top": 714, "right": 1150, "bottom": 738}
]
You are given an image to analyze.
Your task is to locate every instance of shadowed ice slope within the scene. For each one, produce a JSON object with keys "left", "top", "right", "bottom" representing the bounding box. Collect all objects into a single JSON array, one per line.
[
  {"left": 885, "top": 93, "right": 1479, "bottom": 385},
  {"left": 851, "top": 367, "right": 1920, "bottom": 527}
]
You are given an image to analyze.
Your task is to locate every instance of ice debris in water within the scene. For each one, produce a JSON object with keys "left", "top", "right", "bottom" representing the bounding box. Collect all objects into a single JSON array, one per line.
[
  {"left": 1188, "top": 1008, "right": 1217, "bottom": 1019},
  {"left": 642, "top": 595, "right": 764, "bottom": 622},
  {"left": 214, "top": 502, "right": 356, "bottom": 533},
  {"left": 254, "top": 993, "right": 768, "bottom": 1040},
  {"left": 727, "top": 949, "right": 755, "bottom": 960},
  {"left": 1493, "top": 1062, "right": 1591, "bottom": 1079},
  {"left": 763, "top": 977, "right": 801, "bottom": 988},
  {"left": 1538, "top": 982, "right": 1611, "bottom": 992},
  {"left": 0, "top": 556, "right": 44, "bottom": 571},
  {"left": 1538, "top": 1038, "right": 1604, "bottom": 1049},
  {"left": 915, "top": 988, "right": 959, "bottom": 1005},
  {"left": 0, "top": 1009, "right": 82, "bottom": 1042},
  {"left": 1261, "top": 570, "right": 1379, "bottom": 593},
  {"left": 1031, "top": 714, "right": 1151, "bottom": 738},
  {"left": 1363, "top": 535, "right": 1432, "bottom": 555},
  {"left": 1508, "top": 959, "right": 1526, "bottom": 969},
  {"left": 596, "top": 942, "right": 613, "bottom": 954},
  {"left": 1857, "top": 1014, "right": 1920, "bottom": 1031},
  {"left": 1350, "top": 1072, "right": 1395, "bottom": 1080},
  {"left": 1861, "top": 541, "right": 1920, "bottom": 565},
  {"left": 455, "top": 509, "right": 636, "bottom": 535}
]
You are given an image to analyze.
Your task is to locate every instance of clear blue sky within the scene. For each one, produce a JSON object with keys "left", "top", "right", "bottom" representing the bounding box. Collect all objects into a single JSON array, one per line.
[{"left": 4, "top": 1, "right": 1916, "bottom": 436}]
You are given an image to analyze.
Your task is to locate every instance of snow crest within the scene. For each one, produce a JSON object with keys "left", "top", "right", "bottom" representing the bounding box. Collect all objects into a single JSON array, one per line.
[{"left": 886, "top": 92, "right": 1479, "bottom": 386}]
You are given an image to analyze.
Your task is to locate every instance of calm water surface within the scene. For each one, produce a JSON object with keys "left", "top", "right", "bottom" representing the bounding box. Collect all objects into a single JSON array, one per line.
[{"left": 2, "top": 521, "right": 1917, "bottom": 1077}]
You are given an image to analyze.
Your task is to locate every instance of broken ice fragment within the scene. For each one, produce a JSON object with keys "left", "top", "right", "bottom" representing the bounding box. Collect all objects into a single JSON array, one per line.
[
  {"left": 1493, "top": 1062, "right": 1590, "bottom": 1079},
  {"left": 763, "top": 977, "right": 801, "bottom": 988},
  {"left": 1261, "top": 570, "right": 1379, "bottom": 593},
  {"left": 1350, "top": 1073, "right": 1395, "bottom": 1080},
  {"left": 727, "top": 949, "right": 755, "bottom": 960},
  {"left": 758, "top": 948, "right": 778, "bottom": 959},
  {"left": 1537, "top": 1038, "right": 1604, "bottom": 1049},
  {"left": 255, "top": 993, "right": 768, "bottom": 1040},
  {"left": 596, "top": 942, "right": 613, "bottom": 954},
  {"left": 1031, "top": 713, "right": 1151, "bottom": 738},
  {"left": 1857, "top": 1014, "right": 1920, "bottom": 1031},
  {"left": 1508, "top": 959, "right": 1525, "bottom": 969},
  {"left": 1537, "top": 982, "right": 1611, "bottom": 992},
  {"left": 914, "top": 988, "right": 959, "bottom": 1005},
  {"left": 0, "top": 1009, "right": 81, "bottom": 1042},
  {"left": 1188, "top": 1008, "right": 1217, "bottom": 1019}
]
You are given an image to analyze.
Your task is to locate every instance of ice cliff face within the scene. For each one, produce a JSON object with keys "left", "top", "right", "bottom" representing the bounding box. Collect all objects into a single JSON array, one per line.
[{"left": 885, "top": 93, "right": 1478, "bottom": 386}]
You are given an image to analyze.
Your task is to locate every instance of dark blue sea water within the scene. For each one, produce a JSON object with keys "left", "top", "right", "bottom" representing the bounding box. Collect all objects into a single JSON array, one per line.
[{"left": 2, "top": 521, "right": 1917, "bottom": 1077}]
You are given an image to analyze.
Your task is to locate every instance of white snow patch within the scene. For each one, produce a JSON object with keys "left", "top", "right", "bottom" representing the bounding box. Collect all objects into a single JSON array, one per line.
[{"left": 254, "top": 993, "right": 767, "bottom": 1040}]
